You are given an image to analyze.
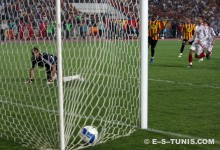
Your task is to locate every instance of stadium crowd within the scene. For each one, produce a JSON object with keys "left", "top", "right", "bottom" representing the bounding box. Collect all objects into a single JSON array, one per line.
[
  {"left": 0, "top": 0, "right": 140, "bottom": 41},
  {"left": 1, "top": 0, "right": 220, "bottom": 42},
  {"left": 149, "top": 0, "right": 220, "bottom": 37}
]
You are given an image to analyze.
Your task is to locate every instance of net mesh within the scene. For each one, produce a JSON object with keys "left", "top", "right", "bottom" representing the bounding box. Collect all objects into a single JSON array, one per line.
[{"left": 0, "top": 0, "right": 140, "bottom": 149}]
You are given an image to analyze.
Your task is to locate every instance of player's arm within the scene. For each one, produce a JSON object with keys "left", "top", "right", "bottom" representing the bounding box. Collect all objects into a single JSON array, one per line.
[
  {"left": 182, "top": 25, "right": 185, "bottom": 39},
  {"left": 199, "top": 27, "right": 209, "bottom": 43},
  {"left": 187, "top": 26, "right": 196, "bottom": 43},
  {"left": 192, "top": 24, "right": 195, "bottom": 35},
  {"left": 187, "top": 35, "right": 195, "bottom": 44},
  {"left": 28, "top": 59, "right": 36, "bottom": 83},
  {"left": 152, "top": 21, "right": 161, "bottom": 36},
  {"left": 181, "top": 24, "right": 184, "bottom": 33},
  {"left": 211, "top": 28, "right": 216, "bottom": 45},
  {"left": 51, "top": 64, "right": 56, "bottom": 80},
  {"left": 29, "top": 68, "right": 34, "bottom": 81}
]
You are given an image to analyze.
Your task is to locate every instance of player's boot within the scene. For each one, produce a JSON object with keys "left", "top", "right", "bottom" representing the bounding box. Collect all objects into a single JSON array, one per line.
[
  {"left": 187, "top": 65, "right": 192, "bottom": 68},
  {"left": 198, "top": 58, "right": 203, "bottom": 62},
  {"left": 178, "top": 53, "right": 182, "bottom": 58},
  {"left": 150, "top": 57, "right": 154, "bottom": 64},
  {"left": 206, "top": 54, "right": 211, "bottom": 60}
]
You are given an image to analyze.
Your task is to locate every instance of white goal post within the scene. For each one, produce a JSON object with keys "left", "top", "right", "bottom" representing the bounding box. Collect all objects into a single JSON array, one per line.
[
  {"left": 140, "top": 0, "right": 148, "bottom": 130},
  {"left": 0, "top": 0, "right": 147, "bottom": 149},
  {"left": 56, "top": 0, "right": 65, "bottom": 149}
]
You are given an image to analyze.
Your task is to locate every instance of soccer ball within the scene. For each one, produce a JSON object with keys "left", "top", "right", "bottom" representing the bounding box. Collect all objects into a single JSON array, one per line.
[{"left": 79, "top": 126, "right": 98, "bottom": 144}]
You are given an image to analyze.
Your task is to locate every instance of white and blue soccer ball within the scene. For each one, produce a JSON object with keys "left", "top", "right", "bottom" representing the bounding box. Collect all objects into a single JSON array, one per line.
[{"left": 79, "top": 126, "right": 98, "bottom": 144}]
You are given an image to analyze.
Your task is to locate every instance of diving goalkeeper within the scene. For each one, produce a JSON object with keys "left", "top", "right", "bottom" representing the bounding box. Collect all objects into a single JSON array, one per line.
[{"left": 28, "top": 47, "right": 57, "bottom": 84}]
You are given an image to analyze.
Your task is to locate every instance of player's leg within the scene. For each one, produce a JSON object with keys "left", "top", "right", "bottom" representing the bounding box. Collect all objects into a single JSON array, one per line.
[
  {"left": 47, "top": 72, "right": 84, "bottom": 84},
  {"left": 50, "top": 65, "right": 57, "bottom": 80},
  {"left": 188, "top": 44, "right": 196, "bottom": 67},
  {"left": 148, "top": 36, "right": 151, "bottom": 48},
  {"left": 63, "top": 75, "right": 84, "bottom": 82},
  {"left": 206, "top": 44, "right": 213, "bottom": 60},
  {"left": 188, "top": 49, "right": 194, "bottom": 67},
  {"left": 45, "top": 66, "right": 53, "bottom": 84},
  {"left": 148, "top": 36, "right": 152, "bottom": 62},
  {"left": 195, "top": 43, "right": 205, "bottom": 62},
  {"left": 53, "top": 57, "right": 84, "bottom": 82},
  {"left": 178, "top": 39, "right": 187, "bottom": 57},
  {"left": 52, "top": 56, "right": 58, "bottom": 80},
  {"left": 150, "top": 39, "right": 158, "bottom": 64}
]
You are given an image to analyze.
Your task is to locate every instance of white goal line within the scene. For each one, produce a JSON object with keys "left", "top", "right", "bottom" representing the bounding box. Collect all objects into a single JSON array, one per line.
[
  {"left": 66, "top": 73, "right": 219, "bottom": 89},
  {"left": 0, "top": 99, "right": 136, "bottom": 128},
  {"left": 149, "top": 78, "right": 220, "bottom": 89},
  {"left": 78, "top": 73, "right": 220, "bottom": 89},
  {"left": 2, "top": 100, "right": 219, "bottom": 145}
]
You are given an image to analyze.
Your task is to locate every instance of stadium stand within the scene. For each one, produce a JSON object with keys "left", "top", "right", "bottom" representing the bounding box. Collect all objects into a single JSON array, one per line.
[{"left": 1, "top": 0, "right": 220, "bottom": 40}]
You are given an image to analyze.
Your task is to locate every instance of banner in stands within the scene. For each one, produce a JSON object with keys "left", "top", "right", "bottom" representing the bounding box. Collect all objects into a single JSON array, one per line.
[{"left": 72, "top": 3, "right": 128, "bottom": 19}]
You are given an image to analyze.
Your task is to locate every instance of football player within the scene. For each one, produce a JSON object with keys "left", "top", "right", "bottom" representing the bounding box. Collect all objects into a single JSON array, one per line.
[{"left": 28, "top": 47, "right": 57, "bottom": 84}]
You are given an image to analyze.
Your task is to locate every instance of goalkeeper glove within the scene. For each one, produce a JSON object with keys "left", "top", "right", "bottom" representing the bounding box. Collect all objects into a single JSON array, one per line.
[{"left": 47, "top": 78, "right": 54, "bottom": 84}]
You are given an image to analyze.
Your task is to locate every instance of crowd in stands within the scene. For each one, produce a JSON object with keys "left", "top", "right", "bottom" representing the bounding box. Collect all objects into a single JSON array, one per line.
[
  {"left": 1, "top": 0, "right": 220, "bottom": 42},
  {"left": 152, "top": 0, "right": 220, "bottom": 20},
  {"left": 149, "top": 0, "right": 220, "bottom": 38},
  {"left": 0, "top": 0, "right": 140, "bottom": 41}
]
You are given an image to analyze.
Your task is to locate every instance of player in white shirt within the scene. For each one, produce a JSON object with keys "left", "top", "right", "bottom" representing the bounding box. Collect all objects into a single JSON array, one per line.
[
  {"left": 204, "top": 20, "right": 216, "bottom": 60},
  {"left": 187, "top": 16, "right": 208, "bottom": 68}
]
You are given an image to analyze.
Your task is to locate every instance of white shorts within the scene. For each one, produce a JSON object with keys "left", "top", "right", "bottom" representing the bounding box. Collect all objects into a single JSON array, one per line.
[
  {"left": 190, "top": 41, "right": 206, "bottom": 55},
  {"left": 206, "top": 43, "right": 213, "bottom": 52}
]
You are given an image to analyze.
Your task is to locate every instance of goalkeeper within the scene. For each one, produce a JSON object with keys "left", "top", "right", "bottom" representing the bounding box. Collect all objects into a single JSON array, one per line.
[{"left": 28, "top": 47, "right": 57, "bottom": 84}]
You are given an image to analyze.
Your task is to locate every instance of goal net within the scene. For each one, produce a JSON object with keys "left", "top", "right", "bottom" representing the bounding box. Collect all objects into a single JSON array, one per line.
[{"left": 0, "top": 0, "right": 140, "bottom": 149}]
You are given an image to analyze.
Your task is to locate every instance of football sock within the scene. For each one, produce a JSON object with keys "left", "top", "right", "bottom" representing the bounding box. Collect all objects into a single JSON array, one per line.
[
  {"left": 200, "top": 52, "right": 205, "bottom": 58},
  {"left": 188, "top": 53, "right": 192, "bottom": 63}
]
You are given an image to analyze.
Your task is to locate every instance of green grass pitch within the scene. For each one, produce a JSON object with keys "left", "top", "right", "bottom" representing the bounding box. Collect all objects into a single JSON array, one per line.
[{"left": 0, "top": 39, "right": 220, "bottom": 150}]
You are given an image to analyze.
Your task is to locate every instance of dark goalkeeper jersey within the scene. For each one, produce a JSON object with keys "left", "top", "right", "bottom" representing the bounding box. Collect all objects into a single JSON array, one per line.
[{"left": 31, "top": 53, "right": 57, "bottom": 70}]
